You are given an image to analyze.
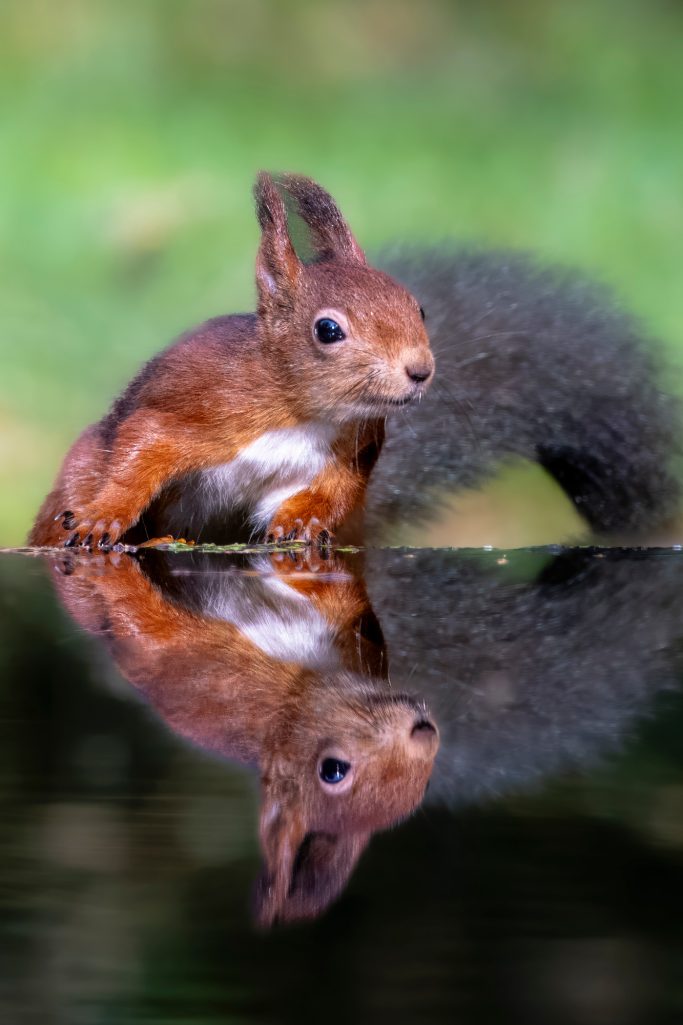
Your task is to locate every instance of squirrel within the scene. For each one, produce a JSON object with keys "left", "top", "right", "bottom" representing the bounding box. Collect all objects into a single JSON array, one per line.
[
  {"left": 44, "top": 543, "right": 683, "bottom": 922},
  {"left": 29, "top": 175, "right": 680, "bottom": 549},
  {"left": 49, "top": 548, "right": 439, "bottom": 925},
  {"left": 28, "top": 173, "right": 432, "bottom": 550}
]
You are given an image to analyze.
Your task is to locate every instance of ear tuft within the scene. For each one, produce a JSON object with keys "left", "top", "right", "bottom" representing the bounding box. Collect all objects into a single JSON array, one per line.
[
  {"left": 253, "top": 171, "right": 282, "bottom": 231},
  {"left": 275, "top": 173, "right": 367, "bottom": 266},
  {"left": 255, "top": 827, "right": 370, "bottom": 928},
  {"left": 255, "top": 775, "right": 370, "bottom": 927},
  {"left": 253, "top": 171, "right": 302, "bottom": 310}
]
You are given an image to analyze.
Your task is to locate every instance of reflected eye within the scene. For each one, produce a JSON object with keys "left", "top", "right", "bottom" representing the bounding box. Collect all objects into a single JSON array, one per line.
[
  {"left": 314, "top": 318, "right": 346, "bottom": 344},
  {"left": 419, "top": 305, "right": 426, "bottom": 321},
  {"left": 319, "top": 757, "right": 351, "bottom": 784}
]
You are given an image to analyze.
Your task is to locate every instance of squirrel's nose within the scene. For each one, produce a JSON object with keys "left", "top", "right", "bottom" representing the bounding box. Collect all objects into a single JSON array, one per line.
[
  {"left": 406, "top": 362, "right": 433, "bottom": 384},
  {"left": 409, "top": 716, "right": 439, "bottom": 754}
]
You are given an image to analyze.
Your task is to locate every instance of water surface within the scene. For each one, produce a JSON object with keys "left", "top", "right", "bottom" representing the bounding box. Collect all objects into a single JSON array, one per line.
[{"left": 1, "top": 546, "right": 683, "bottom": 1024}]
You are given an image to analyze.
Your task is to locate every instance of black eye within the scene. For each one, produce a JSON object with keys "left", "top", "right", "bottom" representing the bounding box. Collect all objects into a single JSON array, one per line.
[
  {"left": 319, "top": 757, "right": 351, "bottom": 784},
  {"left": 419, "top": 305, "right": 426, "bottom": 321},
  {"left": 314, "top": 318, "right": 346, "bottom": 344}
]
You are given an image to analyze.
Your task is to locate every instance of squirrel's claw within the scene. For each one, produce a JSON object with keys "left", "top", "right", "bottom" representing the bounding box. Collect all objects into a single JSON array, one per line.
[
  {"left": 59, "top": 509, "right": 126, "bottom": 550},
  {"left": 265, "top": 515, "right": 334, "bottom": 547},
  {"left": 58, "top": 511, "right": 76, "bottom": 531}
]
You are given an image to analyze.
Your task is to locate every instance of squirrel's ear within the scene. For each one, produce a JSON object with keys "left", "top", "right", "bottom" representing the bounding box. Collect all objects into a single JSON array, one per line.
[
  {"left": 254, "top": 172, "right": 302, "bottom": 310},
  {"left": 254, "top": 779, "right": 367, "bottom": 926},
  {"left": 276, "top": 173, "right": 367, "bottom": 266},
  {"left": 254, "top": 780, "right": 307, "bottom": 927},
  {"left": 254, "top": 774, "right": 370, "bottom": 927}
]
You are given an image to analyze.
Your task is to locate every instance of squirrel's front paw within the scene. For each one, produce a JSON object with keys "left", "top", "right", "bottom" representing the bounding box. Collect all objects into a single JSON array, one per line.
[
  {"left": 268, "top": 547, "right": 331, "bottom": 573},
  {"left": 265, "top": 516, "right": 333, "bottom": 546},
  {"left": 57, "top": 508, "right": 130, "bottom": 550}
]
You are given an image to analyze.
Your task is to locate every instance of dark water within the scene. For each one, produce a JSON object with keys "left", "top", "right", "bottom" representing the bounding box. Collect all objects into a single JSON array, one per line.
[{"left": 2, "top": 545, "right": 683, "bottom": 1024}]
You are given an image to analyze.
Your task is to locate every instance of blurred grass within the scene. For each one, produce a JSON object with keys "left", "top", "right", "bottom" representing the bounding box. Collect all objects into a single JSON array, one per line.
[{"left": 1, "top": 0, "right": 682, "bottom": 544}]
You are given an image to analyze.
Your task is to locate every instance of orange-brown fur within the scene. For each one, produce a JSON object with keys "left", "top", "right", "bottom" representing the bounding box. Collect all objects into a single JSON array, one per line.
[
  {"left": 49, "top": 550, "right": 439, "bottom": 924},
  {"left": 29, "top": 173, "right": 432, "bottom": 549}
]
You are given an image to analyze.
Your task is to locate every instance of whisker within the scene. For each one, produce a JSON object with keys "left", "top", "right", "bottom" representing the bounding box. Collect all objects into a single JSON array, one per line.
[
  {"left": 431, "top": 381, "right": 481, "bottom": 451},
  {"left": 428, "top": 326, "right": 528, "bottom": 365},
  {"left": 449, "top": 351, "right": 494, "bottom": 371}
]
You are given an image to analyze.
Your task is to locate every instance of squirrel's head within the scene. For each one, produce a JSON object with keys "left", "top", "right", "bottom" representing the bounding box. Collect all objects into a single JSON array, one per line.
[
  {"left": 255, "top": 675, "right": 439, "bottom": 926},
  {"left": 254, "top": 172, "right": 434, "bottom": 423}
]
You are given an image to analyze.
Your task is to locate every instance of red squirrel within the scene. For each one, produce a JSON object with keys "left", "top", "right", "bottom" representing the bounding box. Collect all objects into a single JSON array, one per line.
[
  {"left": 29, "top": 173, "right": 432, "bottom": 549},
  {"left": 50, "top": 549, "right": 439, "bottom": 925}
]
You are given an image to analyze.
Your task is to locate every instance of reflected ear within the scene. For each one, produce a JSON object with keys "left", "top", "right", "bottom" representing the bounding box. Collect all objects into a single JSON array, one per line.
[
  {"left": 254, "top": 171, "right": 302, "bottom": 311},
  {"left": 255, "top": 782, "right": 306, "bottom": 926},
  {"left": 255, "top": 783, "right": 370, "bottom": 927},
  {"left": 276, "top": 173, "right": 367, "bottom": 266}
]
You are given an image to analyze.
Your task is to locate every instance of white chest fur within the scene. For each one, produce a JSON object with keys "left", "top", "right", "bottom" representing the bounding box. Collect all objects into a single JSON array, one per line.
[
  {"left": 164, "top": 421, "right": 338, "bottom": 534},
  {"left": 204, "top": 561, "right": 340, "bottom": 669}
]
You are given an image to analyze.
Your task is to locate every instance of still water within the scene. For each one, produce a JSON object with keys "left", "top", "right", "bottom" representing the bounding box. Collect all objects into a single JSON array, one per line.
[{"left": 1, "top": 545, "right": 683, "bottom": 1024}]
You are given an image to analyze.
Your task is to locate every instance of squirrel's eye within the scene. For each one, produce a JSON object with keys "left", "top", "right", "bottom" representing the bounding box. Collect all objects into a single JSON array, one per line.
[
  {"left": 314, "top": 318, "right": 346, "bottom": 344},
  {"left": 419, "top": 305, "right": 426, "bottom": 321},
  {"left": 319, "top": 757, "right": 351, "bottom": 784}
]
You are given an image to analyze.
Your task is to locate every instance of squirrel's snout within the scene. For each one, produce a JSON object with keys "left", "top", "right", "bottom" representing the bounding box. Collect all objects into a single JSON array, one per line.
[
  {"left": 406, "top": 713, "right": 440, "bottom": 761},
  {"left": 404, "top": 346, "right": 435, "bottom": 391},
  {"left": 405, "top": 361, "right": 433, "bottom": 384},
  {"left": 376, "top": 351, "right": 434, "bottom": 410}
]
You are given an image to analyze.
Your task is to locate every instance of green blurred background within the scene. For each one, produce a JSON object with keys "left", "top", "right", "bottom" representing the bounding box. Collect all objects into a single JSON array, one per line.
[{"left": 2, "top": 0, "right": 682, "bottom": 546}]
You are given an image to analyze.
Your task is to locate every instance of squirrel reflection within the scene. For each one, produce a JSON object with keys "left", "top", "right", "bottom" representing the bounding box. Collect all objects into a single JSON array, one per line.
[
  {"left": 49, "top": 545, "right": 683, "bottom": 925},
  {"left": 49, "top": 549, "right": 439, "bottom": 925}
]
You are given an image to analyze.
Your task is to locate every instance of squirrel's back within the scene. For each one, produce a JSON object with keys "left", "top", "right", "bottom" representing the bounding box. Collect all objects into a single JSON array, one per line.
[{"left": 366, "top": 246, "right": 681, "bottom": 538}]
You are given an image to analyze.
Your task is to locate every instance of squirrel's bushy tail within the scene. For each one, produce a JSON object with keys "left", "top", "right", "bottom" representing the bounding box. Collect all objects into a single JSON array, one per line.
[{"left": 366, "top": 246, "right": 681, "bottom": 537}]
